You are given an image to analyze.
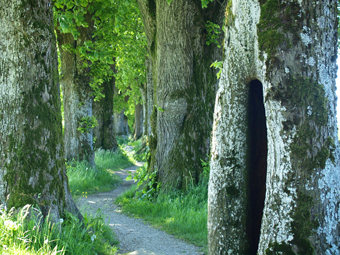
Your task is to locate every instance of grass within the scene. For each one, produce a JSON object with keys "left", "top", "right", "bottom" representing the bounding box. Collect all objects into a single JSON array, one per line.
[
  {"left": 0, "top": 205, "right": 118, "bottom": 254},
  {"left": 67, "top": 147, "right": 134, "bottom": 197},
  {"left": 0, "top": 138, "right": 137, "bottom": 255},
  {"left": 115, "top": 173, "right": 209, "bottom": 253}
]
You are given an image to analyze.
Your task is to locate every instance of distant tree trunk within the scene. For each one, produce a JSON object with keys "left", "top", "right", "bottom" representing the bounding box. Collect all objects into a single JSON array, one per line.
[
  {"left": 93, "top": 72, "right": 118, "bottom": 151},
  {"left": 140, "top": 85, "right": 148, "bottom": 137},
  {"left": 137, "top": 0, "right": 226, "bottom": 188},
  {"left": 208, "top": 0, "right": 340, "bottom": 254},
  {"left": 56, "top": 14, "right": 95, "bottom": 167},
  {"left": 114, "top": 109, "right": 130, "bottom": 136},
  {"left": 0, "top": 0, "right": 81, "bottom": 221},
  {"left": 134, "top": 101, "right": 144, "bottom": 140}
]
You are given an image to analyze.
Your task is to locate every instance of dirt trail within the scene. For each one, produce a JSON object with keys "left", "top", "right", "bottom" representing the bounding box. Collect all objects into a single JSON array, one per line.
[{"left": 75, "top": 162, "right": 203, "bottom": 255}]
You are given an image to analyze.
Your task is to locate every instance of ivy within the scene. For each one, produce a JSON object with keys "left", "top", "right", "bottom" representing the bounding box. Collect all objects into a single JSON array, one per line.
[
  {"left": 77, "top": 116, "right": 98, "bottom": 133},
  {"left": 210, "top": 60, "right": 223, "bottom": 79}
]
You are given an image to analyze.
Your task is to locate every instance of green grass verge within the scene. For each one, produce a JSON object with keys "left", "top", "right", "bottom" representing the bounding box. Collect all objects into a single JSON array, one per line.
[
  {"left": 68, "top": 147, "right": 134, "bottom": 198},
  {"left": 115, "top": 175, "right": 209, "bottom": 253},
  {"left": 0, "top": 205, "right": 118, "bottom": 254}
]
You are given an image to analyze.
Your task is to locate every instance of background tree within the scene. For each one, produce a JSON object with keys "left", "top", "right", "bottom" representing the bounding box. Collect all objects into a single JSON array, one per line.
[
  {"left": 93, "top": 64, "right": 118, "bottom": 150},
  {"left": 137, "top": 0, "right": 226, "bottom": 188},
  {"left": 208, "top": 0, "right": 340, "bottom": 254},
  {"left": 0, "top": 0, "right": 80, "bottom": 221},
  {"left": 55, "top": 1, "right": 97, "bottom": 166}
]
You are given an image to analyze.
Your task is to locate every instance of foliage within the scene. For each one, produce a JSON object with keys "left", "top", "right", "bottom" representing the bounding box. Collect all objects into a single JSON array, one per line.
[
  {"left": 0, "top": 205, "right": 117, "bottom": 254},
  {"left": 167, "top": 0, "right": 214, "bottom": 8},
  {"left": 67, "top": 147, "right": 134, "bottom": 197},
  {"left": 200, "top": 158, "right": 210, "bottom": 178},
  {"left": 54, "top": 0, "right": 147, "bottom": 110},
  {"left": 129, "top": 138, "right": 149, "bottom": 162},
  {"left": 206, "top": 21, "right": 221, "bottom": 48},
  {"left": 210, "top": 61, "right": 223, "bottom": 79},
  {"left": 77, "top": 116, "right": 98, "bottom": 133},
  {"left": 126, "top": 163, "right": 160, "bottom": 200}
]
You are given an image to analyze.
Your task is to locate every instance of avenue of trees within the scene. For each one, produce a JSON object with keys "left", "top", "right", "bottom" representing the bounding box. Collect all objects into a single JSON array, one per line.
[{"left": 1, "top": 0, "right": 340, "bottom": 254}]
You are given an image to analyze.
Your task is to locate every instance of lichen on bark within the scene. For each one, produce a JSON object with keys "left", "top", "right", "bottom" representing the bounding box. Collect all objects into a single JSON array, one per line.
[
  {"left": 208, "top": 0, "right": 340, "bottom": 254},
  {"left": 0, "top": 0, "right": 81, "bottom": 222}
]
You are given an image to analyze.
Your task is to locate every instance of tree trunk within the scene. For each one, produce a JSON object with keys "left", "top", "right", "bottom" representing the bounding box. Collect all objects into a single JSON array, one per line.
[
  {"left": 0, "top": 0, "right": 81, "bottom": 222},
  {"left": 93, "top": 74, "right": 118, "bottom": 151},
  {"left": 134, "top": 101, "right": 144, "bottom": 140},
  {"left": 56, "top": 14, "right": 95, "bottom": 167},
  {"left": 140, "top": 85, "right": 148, "bottom": 137},
  {"left": 137, "top": 0, "right": 226, "bottom": 188},
  {"left": 208, "top": 0, "right": 340, "bottom": 254},
  {"left": 114, "top": 109, "right": 129, "bottom": 136},
  {"left": 145, "top": 57, "right": 154, "bottom": 137}
]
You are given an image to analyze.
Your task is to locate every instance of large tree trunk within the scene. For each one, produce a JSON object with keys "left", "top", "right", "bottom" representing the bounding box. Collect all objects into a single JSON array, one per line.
[
  {"left": 56, "top": 14, "right": 95, "bottom": 167},
  {"left": 137, "top": 0, "right": 226, "bottom": 188},
  {"left": 0, "top": 0, "right": 81, "bottom": 222},
  {"left": 208, "top": 0, "right": 340, "bottom": 254},
  {"left": 93, "top": 75, "right": 118, "bottom": 151}
]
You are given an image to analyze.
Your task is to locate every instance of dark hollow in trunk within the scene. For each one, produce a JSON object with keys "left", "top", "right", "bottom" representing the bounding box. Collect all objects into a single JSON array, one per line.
[{"left": 246, "top": 79, "right": 268, "bottom": 255}]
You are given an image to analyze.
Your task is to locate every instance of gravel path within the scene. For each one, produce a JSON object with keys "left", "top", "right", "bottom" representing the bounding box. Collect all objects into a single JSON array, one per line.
[{"left": 75, "top": 162, "right": 203, "bottom": 255}]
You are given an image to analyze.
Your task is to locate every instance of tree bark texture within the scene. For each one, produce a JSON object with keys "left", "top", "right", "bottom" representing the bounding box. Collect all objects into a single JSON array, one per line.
[
  {"left": 145, "top": 57, "right": 154, "bottom": 136},
  {"left": 208, "top": 0, "right": 340, "bottom": 254},
  {"left": 0, "top": 0, "right": 81, "bottom": 221},
  {"left": 140, "top": 85, "right": 148, "bottom": 137},
  {"left": 134, "top": 101, "right": 144, "bottom": 140},
  {"left": 56, "top": 14, "right": 95, "bottom": 167},
  {"left": 114, "top": 109, "right": 129, "bottom": 136},
  {"left": 137, "top": 0, "right": 226, "bottom": 188},
  {"left": 93, "top": 75, "right": 118, "bottom": 151}
]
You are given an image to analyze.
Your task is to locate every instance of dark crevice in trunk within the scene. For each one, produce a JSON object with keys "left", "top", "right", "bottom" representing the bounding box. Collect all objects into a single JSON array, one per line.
[{"left": 246, "top": 79, "right": 268, "bottom": 255}]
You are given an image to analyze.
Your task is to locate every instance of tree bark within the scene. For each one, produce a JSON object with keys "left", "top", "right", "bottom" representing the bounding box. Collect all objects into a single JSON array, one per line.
[
  {"left": 208, "top": 0, "right": 340, "bottom": 254},
  {"left": 93, "top": 74, "right": 118, "bottom": 151},
  {"left": 140, "top": 85, "right": 148, "bottom": 137},
  {"left": 0, "top": 0, "right": 81, "bottom": 222},
  {"left": 137, "top": 0, "right": 226, "bottom": 188},
  {"left": 145, "top": 57, "right": 154, "bottom": 137},
  {"left": 56, "top": 13, "right": 95, "bottom": 167},
  {"left": 134, "top": 101, "right": 144, "bottom": 140}
]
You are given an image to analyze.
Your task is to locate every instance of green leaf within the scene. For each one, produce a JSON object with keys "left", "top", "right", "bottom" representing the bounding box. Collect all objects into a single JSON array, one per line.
[{"left": 167, "top": 0, "right": 172, "bottom": 5}]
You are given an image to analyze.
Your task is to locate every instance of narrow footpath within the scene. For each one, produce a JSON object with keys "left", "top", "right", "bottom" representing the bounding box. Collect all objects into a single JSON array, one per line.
[{"left": 75, "top": 162, "right": 203, "bottom": 255}]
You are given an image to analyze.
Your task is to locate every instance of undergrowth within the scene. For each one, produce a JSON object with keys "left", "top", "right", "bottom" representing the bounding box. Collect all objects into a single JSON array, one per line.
[
  {"left": 67, "top": 147, "right": 134, "bottom": 197},
  {"left": 116, "top": 159, "right": 210, "bottom": 253},
  {"left": 0, "top": 205, "right": 117, "bottom": 254}
]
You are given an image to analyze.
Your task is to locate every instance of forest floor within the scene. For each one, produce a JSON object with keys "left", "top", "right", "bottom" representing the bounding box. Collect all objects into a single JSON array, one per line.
[{"left": 75, "top": 160, "right": 203, "bottom": 255}]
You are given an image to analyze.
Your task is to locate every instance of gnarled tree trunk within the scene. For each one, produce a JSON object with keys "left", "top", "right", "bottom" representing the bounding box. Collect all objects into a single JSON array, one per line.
[
  {"left": 208, "top": 0, "right": 340, "bottom": 254},
  {"left": 137, "top": 0, "right": 226, "bottom": 188},
  {"left": 0, "top": 0, "right": 81, "bottom": 221},
  {"left": 56, "top": 14, "right": 95, "bottom": 167}
]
